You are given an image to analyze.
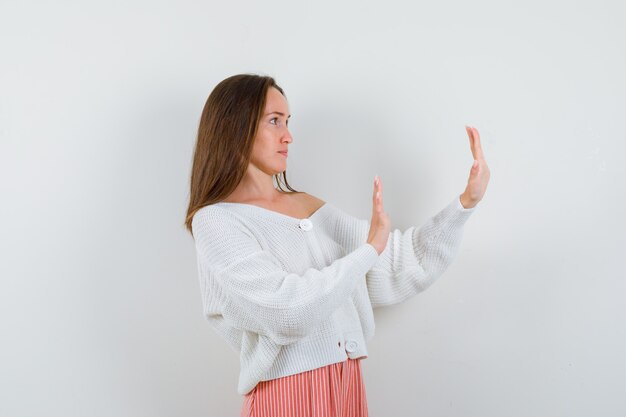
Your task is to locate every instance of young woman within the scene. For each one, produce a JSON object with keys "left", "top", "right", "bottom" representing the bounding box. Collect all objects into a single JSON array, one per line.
[{"left": 185, "top": 73, "right": 490, "bottom": 417}]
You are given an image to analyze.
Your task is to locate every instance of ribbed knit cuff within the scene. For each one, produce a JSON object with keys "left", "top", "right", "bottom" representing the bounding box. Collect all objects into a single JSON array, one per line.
[
  {"left": 435, "top": 195, "right": 477, "bottom": 235},
  {"left": 357, "top": 242, "right": 381, "bottom": 270}
]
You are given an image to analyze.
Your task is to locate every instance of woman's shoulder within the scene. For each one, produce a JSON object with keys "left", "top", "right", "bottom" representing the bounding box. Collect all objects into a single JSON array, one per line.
[
  {"left": 284, "top": 192, "right": 327, "bottom": 219},
  {"left": 294, "top": 191, "right": 326, "bottom": 208},
  {"left": 191, "top": 203, "right": 235, "bottom": 230}
]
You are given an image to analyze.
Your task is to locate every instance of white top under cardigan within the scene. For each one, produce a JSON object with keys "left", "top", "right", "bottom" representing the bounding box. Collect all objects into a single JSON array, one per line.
[{"left": 191, "top": 194, "right": 477, "bottom": 395}]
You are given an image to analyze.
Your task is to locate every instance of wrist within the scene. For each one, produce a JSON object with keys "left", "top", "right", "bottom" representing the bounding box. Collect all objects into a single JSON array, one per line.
[{"left": 459, "top": 193, "right": 478, "bottom": 209}]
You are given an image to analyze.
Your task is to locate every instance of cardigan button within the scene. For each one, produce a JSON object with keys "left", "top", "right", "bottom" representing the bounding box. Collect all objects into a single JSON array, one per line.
[
  {"left": 345, "top": 340, "right": 358, "bottom": 353},
  {"left": 299, "top": 219, "right": 313, "bottom": 231}
]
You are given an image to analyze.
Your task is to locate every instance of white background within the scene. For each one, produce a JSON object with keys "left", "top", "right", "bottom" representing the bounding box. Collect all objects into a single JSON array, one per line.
[{"left": 2, "top": 0, "right": 625, "bottom": 416}]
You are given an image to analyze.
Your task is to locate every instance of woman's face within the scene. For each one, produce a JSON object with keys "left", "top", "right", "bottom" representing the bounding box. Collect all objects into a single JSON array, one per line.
[{"left": 250, "top": 87, "right": 293, "bottom": 175}]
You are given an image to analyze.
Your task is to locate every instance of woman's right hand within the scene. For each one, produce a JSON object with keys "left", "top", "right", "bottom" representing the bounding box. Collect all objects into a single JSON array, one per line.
[{"left": 367, "top": 175, "right": 391, "bottom": 255}]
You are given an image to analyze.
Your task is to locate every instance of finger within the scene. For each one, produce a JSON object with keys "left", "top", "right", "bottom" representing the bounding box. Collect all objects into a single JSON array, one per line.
[
  {"left": 466, "top": 125, "right": 478, "bottom": 161},
  {"left": 378, "top": 178, "right": 385, "bottom": 212},
  {"left": 372, "top": 176, "right": 378, "bottom": 203},
  {"left": 470, "top": 127, "right": 486, "bottom": 161},
  {"left": 377, "top": 177, "right": 384, "bottom": 213},
  {"left": 373, "top": 176, "right": 381, "bottom": 212}
]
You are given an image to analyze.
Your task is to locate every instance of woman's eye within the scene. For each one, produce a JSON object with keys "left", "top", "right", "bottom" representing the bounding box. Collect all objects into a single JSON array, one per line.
[{"left": 270, "top": 117, "right": 282, "bottom": 126}]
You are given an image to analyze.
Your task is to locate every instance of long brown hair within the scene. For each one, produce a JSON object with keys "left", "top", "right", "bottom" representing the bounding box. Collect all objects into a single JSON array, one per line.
[{"left": 184, "top": 73, "right": 299, "bottom": 235}]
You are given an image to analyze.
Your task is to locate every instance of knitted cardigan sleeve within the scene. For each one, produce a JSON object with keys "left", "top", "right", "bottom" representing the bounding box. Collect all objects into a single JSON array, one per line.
[
  {"left": 335, "top": 195, "right": 477, "bottom": 308},
  {"left": 192, "top": 205, "right": 380, "bottom": 346}
]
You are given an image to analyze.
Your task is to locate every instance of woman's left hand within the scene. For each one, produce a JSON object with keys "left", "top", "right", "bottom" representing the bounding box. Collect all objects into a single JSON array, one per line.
[{"left": 460, "top": 126, "right": 490, "bottom": 209}]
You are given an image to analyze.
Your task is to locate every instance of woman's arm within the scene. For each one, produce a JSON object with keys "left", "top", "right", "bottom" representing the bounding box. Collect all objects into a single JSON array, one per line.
[
  {"left": 366, "top": 195, "right": 476, "bottom": 307},
  {"left": 364, "top": 125, "right": 490, "bottom": 307},
  {"left": 192, "top": 205, "right": 380, "bottom": 346}
]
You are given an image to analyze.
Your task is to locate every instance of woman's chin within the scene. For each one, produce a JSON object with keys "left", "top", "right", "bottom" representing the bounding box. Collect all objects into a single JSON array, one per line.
[{"left": 271, "top": 166, "right": 286, "bottom": 175}]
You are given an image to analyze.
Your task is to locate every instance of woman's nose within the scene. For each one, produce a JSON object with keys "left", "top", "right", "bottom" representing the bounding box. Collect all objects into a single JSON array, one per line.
[{"left": 283, "top": 129, "right": 293, "bottom": 143}]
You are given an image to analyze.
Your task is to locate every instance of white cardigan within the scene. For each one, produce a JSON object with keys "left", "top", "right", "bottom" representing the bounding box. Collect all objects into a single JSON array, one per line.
[{"left": 192, "top": 194, "right": 477, "bottom": 394}]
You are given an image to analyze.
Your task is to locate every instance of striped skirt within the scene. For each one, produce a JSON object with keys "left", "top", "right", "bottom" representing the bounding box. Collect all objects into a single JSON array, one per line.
[{"left": 239, "top": 358, "right": 368, "bottom": 417}]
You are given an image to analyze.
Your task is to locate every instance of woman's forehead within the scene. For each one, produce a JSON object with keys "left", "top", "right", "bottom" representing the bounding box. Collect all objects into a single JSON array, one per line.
[{"left": 265, "top": 89, "right": 290, "bottom": 117}]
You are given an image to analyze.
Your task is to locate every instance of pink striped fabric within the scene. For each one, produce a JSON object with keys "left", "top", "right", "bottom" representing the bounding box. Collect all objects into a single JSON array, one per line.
[{"left": 239, "top": 358, "right": 369, "bottom": 417}]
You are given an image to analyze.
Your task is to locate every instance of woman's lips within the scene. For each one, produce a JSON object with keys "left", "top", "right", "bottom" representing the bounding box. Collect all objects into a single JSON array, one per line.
[{"left": 278, "top": 151, "right": 288, "bottom": 157}]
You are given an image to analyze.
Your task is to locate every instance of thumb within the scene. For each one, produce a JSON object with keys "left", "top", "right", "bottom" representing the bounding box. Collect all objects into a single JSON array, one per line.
[{"left": 468, "top": 160, "right": 479, "bottom": 180}]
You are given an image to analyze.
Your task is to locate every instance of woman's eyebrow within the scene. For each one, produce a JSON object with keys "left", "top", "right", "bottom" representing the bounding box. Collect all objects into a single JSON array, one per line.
[{"left": 265, "top": 111, "right": 291, "bottom": 118}]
